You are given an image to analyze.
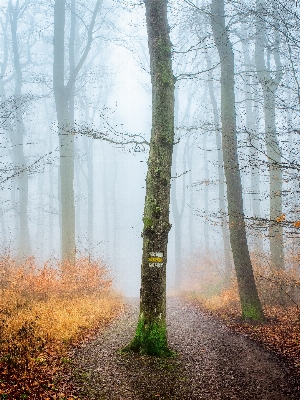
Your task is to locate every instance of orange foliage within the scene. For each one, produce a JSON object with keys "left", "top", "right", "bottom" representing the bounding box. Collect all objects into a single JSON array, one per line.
[
  {"left": 0, "top": 255, "right": 124, "bottom": 399},
  {"left": 276, "top": 214, "right": 285, "bottom": 223}
]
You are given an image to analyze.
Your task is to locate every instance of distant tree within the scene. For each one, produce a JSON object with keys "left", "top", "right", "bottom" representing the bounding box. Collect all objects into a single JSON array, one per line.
[
  {"left": 0, "top": 0, "right": 33, "bottom": 260},
  {"left": 255, "top": 0, "right": 284, "bottom": 270},
  {"left": 205, "top": 51, "right": 232, "bottom": 285},
  {"left": 53, "top": 0, "right": 102, "bottom": 264},
  {"left": 211, "top": 0, "right": 264, "bottom": 320},
  {"left": 124, "top": 0, "right": 175, "bottom": 356}
]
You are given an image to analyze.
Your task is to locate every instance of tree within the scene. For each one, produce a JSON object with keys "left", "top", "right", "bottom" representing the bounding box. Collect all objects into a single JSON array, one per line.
[
  {"left": 255, "top": 0, "right": 284, "bottom": 270},
  {"left": 211, "top": 0, "right": 264, "bottom": 320},
  {"left": 205, "top": 50, "right": 232, "bottom": 285},
  {"left": 124, "top": 0, "right": 175, "bottom": 356},
  {"left": 0, "top": 0, "right": 33, "bottom": 260},
  {"left": 53, "top": 0, "right": 102, "bottom": 264}
]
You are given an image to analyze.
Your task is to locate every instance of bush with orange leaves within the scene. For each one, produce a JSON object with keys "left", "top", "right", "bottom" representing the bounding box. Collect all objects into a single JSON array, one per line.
[{"left": 0, "top": 254, "right": 124, "bottom": 399}]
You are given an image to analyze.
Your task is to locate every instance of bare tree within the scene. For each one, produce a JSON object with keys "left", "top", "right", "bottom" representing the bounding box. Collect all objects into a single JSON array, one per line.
[
  {"left": 53, "top": 0, "right": 102, "bottom": 263},
  {"left": 255, "top": 0, "right": 284, "bottom": 270},
  {"left": 211, "top": 0, "right": 264, "bottom": 320}
]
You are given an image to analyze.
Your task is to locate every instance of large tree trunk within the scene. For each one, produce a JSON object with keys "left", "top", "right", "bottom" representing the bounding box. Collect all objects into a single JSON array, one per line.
[
  {"left": 255, "top": 0, "right": 284, "bottom": 270},
  {"left": 211, "top": 0, "right": 264, "bottom": 320},
  {"left": 125, "top": 0, "right": 175, "bottom": 356}
]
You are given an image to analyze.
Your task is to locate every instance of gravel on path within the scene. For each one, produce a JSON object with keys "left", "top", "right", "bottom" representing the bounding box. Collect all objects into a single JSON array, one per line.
[{"left": 68, "top": 297, "right": 300, "bottom": 399}]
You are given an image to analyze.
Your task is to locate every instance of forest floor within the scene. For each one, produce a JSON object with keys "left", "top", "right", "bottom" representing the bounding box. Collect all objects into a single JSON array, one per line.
[{"left": 62, "top": 297, "right": 300, "bottom": 400}]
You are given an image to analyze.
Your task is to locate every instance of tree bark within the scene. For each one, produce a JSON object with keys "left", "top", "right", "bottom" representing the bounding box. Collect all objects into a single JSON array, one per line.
[
  {"left": 125, "top": 0, "right": 175, "bottom": 356},
  {"left": 211, "top": 0, "right": 264, "bottom": 320}
]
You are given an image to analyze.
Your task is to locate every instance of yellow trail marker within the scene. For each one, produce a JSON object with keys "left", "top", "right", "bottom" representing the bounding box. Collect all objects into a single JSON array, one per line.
[{"left": 148, "top": 257, "right": 163, "bottom": 263}]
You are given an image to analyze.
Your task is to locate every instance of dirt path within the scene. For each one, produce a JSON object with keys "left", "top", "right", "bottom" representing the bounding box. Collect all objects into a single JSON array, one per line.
[{"left": 67, "top": 298, "right": 299, "bottom": 399}]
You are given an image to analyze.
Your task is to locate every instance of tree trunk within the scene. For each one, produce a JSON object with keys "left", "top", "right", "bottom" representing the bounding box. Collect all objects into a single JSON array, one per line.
[
  {"left": 125, "top": 0, "right": 175, "bottom": 356},
  {"left": 211, "top": 0, "right": 264, "bottom": 320},
  {"left": 255, "top": 0, "right": 284, "bottom": 270},
  {"left": 241, "top": 33, "right": 264, "bottom": 254},
  {"left": 53, "top": 0, "right": 76, "bottom": 264},
  {"left": 205, "top": 52, "right": 232, "bottom": 285},
  {"left": 171, "top": 85, "right": 187, "bottom": 291},
  {"left": 203, "top": 120, "right": 209, "bottom": 254},
  {"left": 9, "top": 0, "right": 31, "bottom": 260}
]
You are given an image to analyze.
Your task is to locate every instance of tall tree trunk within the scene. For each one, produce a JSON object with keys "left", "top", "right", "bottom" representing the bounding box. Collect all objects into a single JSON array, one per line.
[
  {"left": 53, "top": 0, "right": 101, "bottom": 264},
  {"left": 125, "top": 0, "right": 175, "bottom": 356},
  {"left": 86, "top": 140, "right": 94, "bottom": 256},
  {"left": 53, "top": 0, "right": 76, "bottom": 264},
  {"left": 255, "top": 0, "right": 284, "bottom": 270},
  {"left": 171, "top": 85, "right": 187, "bottom": 291},
  {"left": 36, "top": 171, "right": 44, "bottom": 261},
  {"left": 9, "top": 0, "right": 31, "bottom": 260},
  {"left": 203, "top": 118, "right": 209, "bottom": 254},
  {"left": 211, "top": 0, "right": 264, "bottom": 320},
  {"left": 171, "top": 143, "right": 187, "bottom": 292},
  {"left": 205, "top": 52, "right": 232, "bottom": 285},
  {"left": 240, "top": 33, "right": 263, "bottom": 254}
]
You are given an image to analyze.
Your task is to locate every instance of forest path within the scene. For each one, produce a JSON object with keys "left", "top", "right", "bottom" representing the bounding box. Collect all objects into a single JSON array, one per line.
[{"left": 68, "top": 297, "right": 299, "bottom": 399}]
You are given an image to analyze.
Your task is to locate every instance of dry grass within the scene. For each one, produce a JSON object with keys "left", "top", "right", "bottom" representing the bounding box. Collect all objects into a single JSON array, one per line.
[
  {"left": 0, "top": 254, "right": 124, "bottom": 399},
  {"left": 184, "top": 252, "right": 300, "bottom": 374}
]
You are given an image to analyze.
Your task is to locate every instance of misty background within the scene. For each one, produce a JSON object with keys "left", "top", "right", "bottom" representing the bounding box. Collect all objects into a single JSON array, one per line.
[{"left": 1, "top": 0, "right": 299, "bottom": 296}]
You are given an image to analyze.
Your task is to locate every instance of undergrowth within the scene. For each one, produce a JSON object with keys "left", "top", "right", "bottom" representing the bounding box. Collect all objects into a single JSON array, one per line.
[{"left": 0, "top": 254, "right": 124, "bottom": 399}]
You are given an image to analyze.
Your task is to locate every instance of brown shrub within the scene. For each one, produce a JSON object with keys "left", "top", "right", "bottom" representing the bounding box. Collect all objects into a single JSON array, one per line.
[{"left": 0, "top": 255, "right": 123, "bottom": 398}]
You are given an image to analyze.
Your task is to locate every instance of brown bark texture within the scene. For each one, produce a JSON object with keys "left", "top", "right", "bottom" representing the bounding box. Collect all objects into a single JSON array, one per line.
[{"left": 125, "top": 0, "right": 175, "bottom": 356}]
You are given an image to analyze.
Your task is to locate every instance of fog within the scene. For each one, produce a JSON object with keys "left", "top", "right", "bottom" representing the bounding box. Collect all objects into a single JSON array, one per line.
[{"left": 1, "top": 0, "right": 299, "bottom": 297}]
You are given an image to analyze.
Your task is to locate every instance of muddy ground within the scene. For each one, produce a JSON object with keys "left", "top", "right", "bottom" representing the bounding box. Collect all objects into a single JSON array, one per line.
[{"left": 66, "top": 298, "right": 300, "bottom": 399}]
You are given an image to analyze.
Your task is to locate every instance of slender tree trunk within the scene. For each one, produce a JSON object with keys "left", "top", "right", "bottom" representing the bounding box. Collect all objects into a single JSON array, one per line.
[
  {"left": 171, "top": 85, "right": 187, "bottom": 291},
  {"left": 48, "top": 157, "right": 54, "bottom": 258},
  {"left": 86, "top": 140, "right": 94, "bottom": 256},
  {"left": 0, "top": 206, "right": 6, "bottom": 247},
  {"left": 205, "top": 52, "right": 232, "bottom": 285},
  {"left": 211, "top": 0, "right": 264, "bottom": 320},
  {"left": 255, "top": 0, "right": 284, "bottom": 270},
  {"left": 36, "top": 171, "right": 44, "bottom": 261},
  {"left": 187, "top": 137, "right": 195, "bottom": 256},
  {"left": 203, "top": 122, "right": 209, "bottom": 254},
  {"left": 172, "top": 143, "right": 187, "bottom": 291},
  {"left": 264, "top": 91, "right": 283, "bottom": 268},
  {"left": 125, "top": 0, "right": 175, "bottom": 355},
  {"left": 9, "top": 0, "right": 31, "bottom": 260},
  {"left": 53, "top": 0, "right": 76, "bottom": 264},
  {"left": 240, "top": 35, "right": 263, "bottom": 254}
]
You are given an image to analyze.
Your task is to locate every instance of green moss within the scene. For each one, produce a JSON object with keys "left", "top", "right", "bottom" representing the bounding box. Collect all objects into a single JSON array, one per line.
[
  {"left": 242, "top": 303, "right": 264, "bottom": 321},
  {"left": 122, "top": 314, "right": 174, "bottom": 357},
  {"left": 143, "top": 217, "right": 153, "bottom": 229}
]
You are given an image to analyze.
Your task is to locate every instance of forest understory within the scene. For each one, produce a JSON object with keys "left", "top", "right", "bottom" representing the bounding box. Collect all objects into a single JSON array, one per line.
[
  {"left": 0, "top": 256, "right": 300, "bottom": 399},
  {"left": 61, "top": 297, "right": 300, "bottom": 400}
]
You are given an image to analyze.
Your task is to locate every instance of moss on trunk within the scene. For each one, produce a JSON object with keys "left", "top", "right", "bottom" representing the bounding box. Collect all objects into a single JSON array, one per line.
[
  {"left": 123, "top": 313, "right": 174, "bottom": 357},
  {"left": 123, "top": 0, "right": 175, "bottom": 356}
]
